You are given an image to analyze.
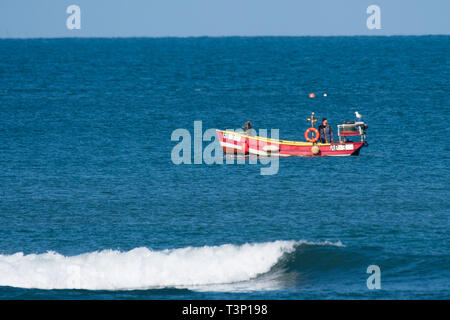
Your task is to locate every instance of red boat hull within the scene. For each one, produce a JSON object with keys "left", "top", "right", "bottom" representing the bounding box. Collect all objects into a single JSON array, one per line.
[{"left": 216, "top": 130, "right": 365, "bottom": 157}]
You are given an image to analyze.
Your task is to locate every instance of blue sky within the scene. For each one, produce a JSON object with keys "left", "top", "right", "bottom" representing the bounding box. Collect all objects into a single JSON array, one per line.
[{"left": 0, "top": 0, "right": 449, "bottom": 38}]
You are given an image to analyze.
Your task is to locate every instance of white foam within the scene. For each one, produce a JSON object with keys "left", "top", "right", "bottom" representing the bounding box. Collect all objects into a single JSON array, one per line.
[{"left": 0, "top": 240, "right": 343, "bottom": 290}]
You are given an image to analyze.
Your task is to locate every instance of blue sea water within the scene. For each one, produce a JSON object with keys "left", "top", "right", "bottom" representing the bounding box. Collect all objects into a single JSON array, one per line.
[{"left": 0, "top": 36, "right": 449, "bottom": 299}]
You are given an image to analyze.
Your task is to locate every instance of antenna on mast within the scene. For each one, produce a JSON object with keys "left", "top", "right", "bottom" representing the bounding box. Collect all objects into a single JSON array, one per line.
[{"left": 306, "top": 112, "right": 318, "bottom": 128}]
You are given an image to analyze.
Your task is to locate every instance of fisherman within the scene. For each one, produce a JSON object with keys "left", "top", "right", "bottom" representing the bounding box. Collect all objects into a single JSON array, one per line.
[
  {"left": 318, "top": 118, "right": 334, "bottom": 143},
  {"left": 242, "top": 121, "right": 253, "bottom": 134}
]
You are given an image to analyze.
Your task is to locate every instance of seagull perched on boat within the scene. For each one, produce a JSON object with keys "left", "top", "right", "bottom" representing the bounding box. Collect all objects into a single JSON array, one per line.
[{"left": 355, "top": 111, "right": 364, "bottom": 120}]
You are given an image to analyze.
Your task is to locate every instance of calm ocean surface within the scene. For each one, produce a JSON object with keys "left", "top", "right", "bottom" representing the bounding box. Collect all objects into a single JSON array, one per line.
[{"left": 0, "top": 36, "right": 448, "bottom": 299}]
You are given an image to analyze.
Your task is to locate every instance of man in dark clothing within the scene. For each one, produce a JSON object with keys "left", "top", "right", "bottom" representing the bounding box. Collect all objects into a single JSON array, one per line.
[
  {"left": 318, "top": 118, "right": 334, "bottom": 143},
  {"left": 242, "top": 121, "right": 252, "bottom": 133}
]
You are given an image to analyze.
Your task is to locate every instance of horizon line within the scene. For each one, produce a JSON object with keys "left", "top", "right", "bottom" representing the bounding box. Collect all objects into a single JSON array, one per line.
[{"left": 1, "top": 34, "right": 449, "bottom": 40}]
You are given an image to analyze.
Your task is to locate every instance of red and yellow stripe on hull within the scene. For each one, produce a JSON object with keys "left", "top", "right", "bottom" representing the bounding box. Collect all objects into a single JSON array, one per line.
[{"left": 216, "top": 130, "right": 365, "bottom": 157}]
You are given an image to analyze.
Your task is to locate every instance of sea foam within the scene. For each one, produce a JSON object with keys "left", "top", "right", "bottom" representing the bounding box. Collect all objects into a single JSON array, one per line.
[{"left": 0, "top": 240, "right": 342, "bottom": 290}]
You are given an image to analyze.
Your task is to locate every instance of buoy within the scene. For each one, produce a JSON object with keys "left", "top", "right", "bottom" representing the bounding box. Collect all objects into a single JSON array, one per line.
[
  {"left": 309, "top": 93, "right": 315, "bottom": 98},
  {"left": 323, "top": 93, "right": 327, "bottom": 97},
  {"left": 311, "top": 145, "right": 320, "bottom": 155}
]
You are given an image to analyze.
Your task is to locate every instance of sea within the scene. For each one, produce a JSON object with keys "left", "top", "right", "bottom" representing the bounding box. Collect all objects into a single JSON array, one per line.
[{"left": 0, "top": 36, "right": 448, "bottom": 299}]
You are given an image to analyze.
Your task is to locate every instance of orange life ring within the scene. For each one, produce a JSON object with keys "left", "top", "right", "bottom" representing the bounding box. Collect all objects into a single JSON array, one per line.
[{"left": 305, "top": 127, "right": 320, "bottom": 143}]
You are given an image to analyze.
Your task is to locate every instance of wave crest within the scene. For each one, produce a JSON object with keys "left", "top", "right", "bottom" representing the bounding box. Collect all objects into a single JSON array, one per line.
[{"left": 0, "top": 240, "right": 343, "bottom": 290}]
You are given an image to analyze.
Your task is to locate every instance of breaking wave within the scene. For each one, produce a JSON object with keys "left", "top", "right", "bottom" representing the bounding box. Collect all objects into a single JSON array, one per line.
[{"left": 0, "top": 240, "right": 343, "bottom": 291}]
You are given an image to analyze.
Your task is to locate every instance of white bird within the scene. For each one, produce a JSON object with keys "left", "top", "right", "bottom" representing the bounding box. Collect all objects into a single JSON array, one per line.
[{"left": 355, "top": 111, "right": 363, "bottom": 120}]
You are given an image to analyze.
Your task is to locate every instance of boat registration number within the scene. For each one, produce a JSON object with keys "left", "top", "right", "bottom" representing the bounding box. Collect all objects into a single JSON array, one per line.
[{"left": 330, "top": 144, "right": 354, "bottom": 151}]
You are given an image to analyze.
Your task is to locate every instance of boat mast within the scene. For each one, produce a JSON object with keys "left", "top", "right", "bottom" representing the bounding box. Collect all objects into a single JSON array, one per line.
[{"left": 306, "top": 112, "right": 318, "bottom": 128}]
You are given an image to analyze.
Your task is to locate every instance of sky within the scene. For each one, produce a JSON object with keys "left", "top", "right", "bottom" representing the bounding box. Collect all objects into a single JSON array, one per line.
[{"left": 0, "top": 0, "right": 449, "bottom": 38}]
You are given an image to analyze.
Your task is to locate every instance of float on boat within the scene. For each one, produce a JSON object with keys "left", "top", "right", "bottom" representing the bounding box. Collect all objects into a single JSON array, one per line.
[{"left": 216, "top": 112, "right": 368, "bottom": 157}]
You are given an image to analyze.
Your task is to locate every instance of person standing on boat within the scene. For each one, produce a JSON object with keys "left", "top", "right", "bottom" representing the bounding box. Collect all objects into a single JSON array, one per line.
[
  {"left": 318, "top": 118, "right": 334, "bottom": 143},
  {"left": 242, "top": 121, "right": 253, "bottom": 134}
]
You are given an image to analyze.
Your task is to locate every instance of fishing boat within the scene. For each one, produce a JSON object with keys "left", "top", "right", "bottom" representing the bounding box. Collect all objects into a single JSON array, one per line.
[{"left": 216, "top": 113, "right": 368, "bottom": 157}]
